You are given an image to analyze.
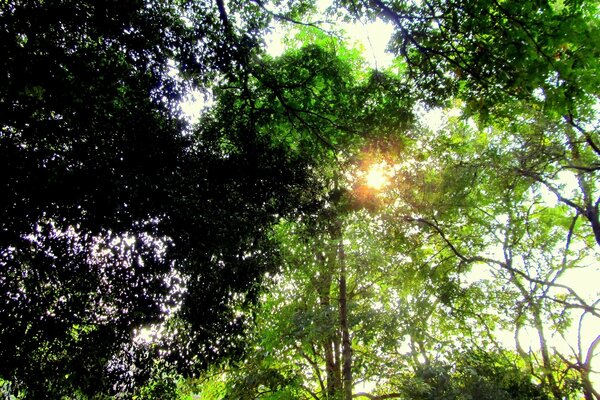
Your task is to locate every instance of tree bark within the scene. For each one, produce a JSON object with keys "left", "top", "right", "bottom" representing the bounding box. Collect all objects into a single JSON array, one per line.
[
  {"left": 584, "top": 206, "right": 600, "bottom": 248},
  {"left": 316, "top": 250, "right": 341, "bottom": 398},
  {"left": 337, "top": 221, "right": 353, "bottom": 400},
  {"left": 533, "top": 307, "right": 563, "bottom": 400},
  {"left": 582, "top": 334, "right": 600, "bottom": 400},
  {"left": 324, "top": 339, "right": 340, "bottom": 398}
]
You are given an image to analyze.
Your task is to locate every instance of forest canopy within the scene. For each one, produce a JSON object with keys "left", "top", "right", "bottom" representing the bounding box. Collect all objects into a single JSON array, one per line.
[{"left": 1, "top": 0, "right": 599, "bottom": 399}]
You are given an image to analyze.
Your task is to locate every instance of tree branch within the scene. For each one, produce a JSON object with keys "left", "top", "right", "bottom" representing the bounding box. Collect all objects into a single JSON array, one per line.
[
  {"left": 565, "top": 113, "right": 600, "bottom": 157},
  {"left": 561, "top": 164, "right": 600, "bottom": 173},
  {"left": 518, "top": 169, "right": 584, "bottom": 212},
  {"left": 585, "top": 334, "right": 600, "bottom": 369},
  {"left": 369, "top": 0, "right": 485, "bottom": 83},
  {"left": 301, "top": 384, "right": 322, "bottom": 400},
  {"left": 404, "top": 215, "right": 600, "bottom": 318},
  {"left": 353, "top": 392, "right": 403, "bottom": 399},
  {"left": 250, "top": 0, "right": 331, "bottom": 31},
  {"left": 404, "top": 216, "right": 469, "bottom": 262},
  {"left": 216, "top": 0, "right": 231, "bottom": 31}
]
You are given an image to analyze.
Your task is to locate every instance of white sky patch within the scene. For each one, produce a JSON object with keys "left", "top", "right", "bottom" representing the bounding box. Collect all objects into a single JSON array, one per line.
[
  {"left": 264, "top": 23, "right": 288, "bottom": 58},
  {"left": 340, "top": 19, "right": 395, "bottom": 70},
  {"left": 180, "top": 88, "right": 213, "bottom": 123},
  {"left": 318, "top": 0, "right": 395, "bottom": 69},
  {"left": 134, "top": 324, "right": 166, "bottom": 345},
  {"left": 532, "top": 169, "right": 586, "bottom": 217},
  {"left": 414, "top": 103, "right": 463, "bottom": 132},
  {"left": 532, "top": 87, "right": 546, "bottom": 102}
]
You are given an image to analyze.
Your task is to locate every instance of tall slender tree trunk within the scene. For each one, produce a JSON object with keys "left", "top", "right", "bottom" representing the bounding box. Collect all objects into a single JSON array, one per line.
[
  {"left": 333, "top": 331, "right": 342, "bottom": 396},
  {"left": 324, "top": 339, "right": 340, "bottom": 398},
  {"left": 339, "top": 262, "right": 352, "bottom": 400},
  {"left": 581, "top": 334, "right": 600, "bottom": 400},
  {"left": 316, "top": 251, "right": 340, "bottom": 398},
  {"left": 336, "top": 220, "right": 353, "bottom": 400},
  {"left": 533, "top": 307, "right": 562, "bottom": 400},
  {"left": 565, "top": 125, "right": 600, "bottom": 248}
]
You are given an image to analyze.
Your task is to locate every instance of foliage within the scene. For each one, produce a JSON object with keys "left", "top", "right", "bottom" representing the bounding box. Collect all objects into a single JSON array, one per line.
[
  {"left": 2, "top": 0, "right": 599, "bottom": 398},
  {"left": 398, "top": 351, "right": 550, "bottom": 400},
  {"left": 0, "top": 0, "right": 313, "bottom": 397}
]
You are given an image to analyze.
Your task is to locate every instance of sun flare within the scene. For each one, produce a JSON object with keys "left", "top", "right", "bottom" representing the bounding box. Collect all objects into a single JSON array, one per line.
[{"left": 365, "top": 161, "right": 392, "bottom": 190}]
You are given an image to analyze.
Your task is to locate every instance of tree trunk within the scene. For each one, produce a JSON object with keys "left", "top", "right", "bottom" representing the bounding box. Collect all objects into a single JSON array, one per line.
[
  {"left": 565, "top": 125, "right": 600, "bottom": 248},
  {"left": 584, "top": 206, "right": 600, "bottom": 248},
  {"left": 324, "top": 338, "right": 340, "bottom": 398},
  {"left": 338, "top": 224, "right": 353, "bottom": 400},
  {"left": 533, "top": 307, "right": 563, "bottom": 400},
  {"left": 582, "top": 334, "right": 600, "bottom": 400},
  {"left": 317, "top": 249, "right": 341, "bottom": 398},
  {"left": 333, "top": 331, "right": 342, "bottom": 395}
]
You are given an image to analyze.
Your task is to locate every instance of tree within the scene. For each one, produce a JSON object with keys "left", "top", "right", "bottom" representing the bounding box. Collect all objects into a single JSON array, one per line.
[
  {"left": 186, "top": 26, "right": 417, "bottom": 398},
  {"left": 331, "top": 1, "right": 600, "bottom": 397},
  {"left": 382, "top": 114, "right": 598, "bottom": 398},
  {"left": 0, "top": 0, "right": 314, "bottom": 397}
]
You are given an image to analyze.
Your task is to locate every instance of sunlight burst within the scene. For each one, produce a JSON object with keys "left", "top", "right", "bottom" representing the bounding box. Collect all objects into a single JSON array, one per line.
[{"left": 365, "top": 161, "right": 392, "bottom": 190}]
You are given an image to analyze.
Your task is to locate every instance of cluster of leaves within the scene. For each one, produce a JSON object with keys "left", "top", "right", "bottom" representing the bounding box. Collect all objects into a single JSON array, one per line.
[{"left": 397, "top": 351, "right": 550, "bottom": 400}]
